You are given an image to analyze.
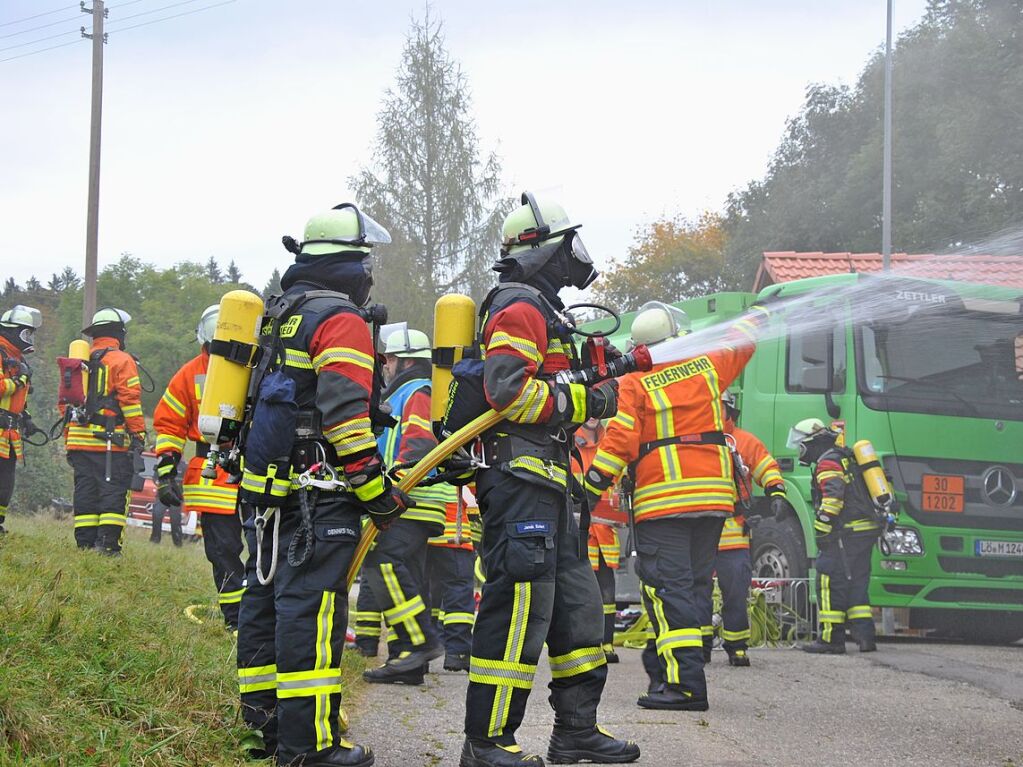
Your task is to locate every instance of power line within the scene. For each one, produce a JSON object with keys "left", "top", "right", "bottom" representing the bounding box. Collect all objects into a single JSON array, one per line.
[
  {"left": 106, "top": 0, "right": 211, "bottom": 28},
  {"left": 0, "top": 11, "right": 88, "bottom": 40},
  {"left": 104, "top": 0, "right": 235, "bottom": 35},
  {"left": 0, "top": 26, "right": 81, "bottom": 54},
  {"left": 0, "top": 3, "right": 79, "bottom": 29},
  {"left": 0, "top": 36, "right": 84, "bottom": 63}
]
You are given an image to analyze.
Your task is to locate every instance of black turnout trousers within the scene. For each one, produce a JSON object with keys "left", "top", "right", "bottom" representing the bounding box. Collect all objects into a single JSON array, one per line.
[
  {"left": 465, "top": 468, "right": 607, "bottom": 745},
  {"left": 69, "top": 450, "right": 132, "bottom": 553}
]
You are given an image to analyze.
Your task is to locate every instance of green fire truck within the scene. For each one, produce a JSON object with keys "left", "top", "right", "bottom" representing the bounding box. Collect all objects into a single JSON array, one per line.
[{"left": 585, "top": 273, "right": 1023, "bottom": 643}]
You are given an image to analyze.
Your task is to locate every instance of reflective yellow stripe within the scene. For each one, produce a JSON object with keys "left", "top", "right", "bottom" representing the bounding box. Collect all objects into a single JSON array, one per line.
[
  {"left": 443, "top": 611, "right": 475, "bottom": 626},
  {"left": 219, "top": 588, "right": 245, "bottom": 605},
  {"left": 549, "top": 646, "right": 606, "bottom": 679},
  {"left": 276, "top": 670, "right": 342, "bottom": 699},
  {"left": 160, "top": 391, "right": 186, "bottom": 418},
  {"left": 609, "top": 412, "right": 635, "bottom": 430},
  {"left": 644, "top": 583, "right": 680, "bottom": 685},
  {"left": 501, "top": 378, "right": 550, "bottom": 423},
  {"left": 121, "top": 403, "right": 143, "bottom": 419},
  {"left": 155, "top": 434, "right": 186, "bottom": 454},
  {"left": 820, "top": 498, "right": 844, "bottom": 515},
  {"left": 592, "top": 449, "right": 626, "bottom": 477},
  {"left": 488, "top": 332, "right": 541, "bottom": 364},
  {"left": 487, "top": 582, "right": 531, "bottom": 738},
  {"left": 284, "top": 349, "right": 314, "bottom": 369},
  {"left": 380, "top": 564, "right": 426, "bottom": 646},
  {"left": 238, "top": 664, "right": 277, "bottom": 694},
  {"left": 312, "top": 346, "right": 375, "bottom": 373},
  {"left": 98, "top": 513, "right": 126, "bottom": 527},
  {"left": 126, "top": 376, "right": 141, "bottom": 388},
  {"left": 507, "top": 456, "right": 567, "bottom": 488},
  {"left": 721, "top": 627, "right": 751, "bottom": 642},
  {"left": 469, "top": 657, "right": 536, "bottom": 689},
  {"left": 74, "top": 514, "right": 100, "bottom": 528},
  {"left": 847, "top": 605, "right": 873, "bottom": 620}
]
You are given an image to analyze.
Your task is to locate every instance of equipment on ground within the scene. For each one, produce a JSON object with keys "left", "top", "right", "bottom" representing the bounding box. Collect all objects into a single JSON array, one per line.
[{"left": 197, "top": 290, "right": 264, "bottom": 477}]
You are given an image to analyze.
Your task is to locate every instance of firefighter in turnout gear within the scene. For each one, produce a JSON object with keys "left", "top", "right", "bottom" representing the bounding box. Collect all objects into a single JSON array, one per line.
[
  {"left": 0, "top": 305, "right": 43, "bottom": 533},
  {"left": 712, "top": 392, "right": 787, "bottom": 666},
  {"left": 572, "top": 419, "right": 621, "bottom": 664},
  {"left": 789, "top": 418, "right": 880, "bottom": 654},
  {"left": 584, "top": 299, "right": 770, "bottom": 712},
  {"left": 426, "top": 490, "right": 477, "bottom": 672},
  {"left": 362, "top": 327, "right": 451, "bottom": 685},
  {"left": 64, "top": 308, "right": 145, "bottom": 555},
  {"left": 461, "top": 193, "right": 639, "bottom": 767},
  {"left": 236, "top": 203, "right": 407, "bottom": 766},
  {"left": 153, "top": 305, "right": 244, "bottom": 628}
]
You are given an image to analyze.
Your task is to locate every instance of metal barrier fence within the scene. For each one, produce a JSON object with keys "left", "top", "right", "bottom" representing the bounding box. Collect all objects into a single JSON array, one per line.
[{"left": 615, "top": 576, "right": 816, "bottom": 649}]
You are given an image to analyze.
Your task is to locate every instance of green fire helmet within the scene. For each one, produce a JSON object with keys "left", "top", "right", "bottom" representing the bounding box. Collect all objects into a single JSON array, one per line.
[
  {"left": 83, "top": 306, "right": 131, "bottom": 336},
  {"left": 0, "top": 305, "right": 42, "bottom": 329},
  {"left": 197, "top": 304, "right": 219, "bottom": 346},
  {"left": 299, "top": 203, "right": 392, "bottom": 256},
  {"left": 630, "top": 301, "right": 691, "bottom": 347},
  {"left": 383, "top": 327, "right": 431, "bottom": 359},
  {"left": 500, "top": 192, "right": 580, "bottom": 256}
]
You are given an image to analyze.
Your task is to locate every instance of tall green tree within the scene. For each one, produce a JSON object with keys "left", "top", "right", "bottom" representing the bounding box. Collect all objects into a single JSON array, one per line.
[
  {"left": 723, "top": 0, "right": 1023, "bottom": 286},
  {"left": 352, "top": 9, "right": 510, "bottom": 331}
]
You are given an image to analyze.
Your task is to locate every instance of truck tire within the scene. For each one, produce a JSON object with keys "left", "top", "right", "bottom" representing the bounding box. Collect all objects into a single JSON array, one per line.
[{"left": 750, "top": 516, "right": 809, "bottom": 580}]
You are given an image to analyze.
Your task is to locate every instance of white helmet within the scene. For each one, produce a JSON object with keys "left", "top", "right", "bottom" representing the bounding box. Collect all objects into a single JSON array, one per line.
[
  {"left": 630, "top": 301, "right": 691, "bottom": 347},
  {"left": 197, "top": 304, "right": 219, "bottom": 346},
  {"left": 383, "top": 327, "right": 431, "bottom": 359}
]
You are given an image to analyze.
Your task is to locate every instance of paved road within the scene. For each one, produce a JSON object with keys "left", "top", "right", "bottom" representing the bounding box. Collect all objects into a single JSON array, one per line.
[{"left": 350, "top": 641, "right": 1023, "bottom": 767}]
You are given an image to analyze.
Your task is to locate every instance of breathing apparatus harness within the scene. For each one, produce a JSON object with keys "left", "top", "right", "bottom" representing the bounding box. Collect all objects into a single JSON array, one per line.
[
  {"left": 0, "top": 348, "right": 47, "bottom": 451},
  {"left": 237, "top": 288, "right": 391, "bottom": 586}
]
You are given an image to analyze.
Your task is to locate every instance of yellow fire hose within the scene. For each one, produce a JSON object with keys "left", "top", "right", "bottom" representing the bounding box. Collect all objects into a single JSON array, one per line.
[{"left": 345, "top": 408, "right": 505, "bottom": 590}]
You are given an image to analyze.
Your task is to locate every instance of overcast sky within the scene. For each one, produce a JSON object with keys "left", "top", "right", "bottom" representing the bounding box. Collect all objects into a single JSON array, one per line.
[{"left": 0, "top": 0, "right": 928, "bottom": 293}]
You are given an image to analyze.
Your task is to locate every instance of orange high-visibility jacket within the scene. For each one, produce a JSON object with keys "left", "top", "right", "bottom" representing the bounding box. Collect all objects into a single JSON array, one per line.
[
  {"left": 63, "top": 337, "right": 145, "bottom": 453},
  {"left": 719, "top": 425, "right": 784, "bottom": 551},
  {"left": 153, "top": 351, "right": 238, "bottom": 515},
  {"left": 586, "top": 309, "right": 768, "bottom": 524},
  {"left": 0, "top": 337, "right": 29, "bottom": 460},
  {"left": 573, "top": 424, "right": 620, "bottom": 570}
]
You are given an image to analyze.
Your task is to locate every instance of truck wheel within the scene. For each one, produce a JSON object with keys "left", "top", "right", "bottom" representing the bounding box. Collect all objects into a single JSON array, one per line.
[{"left": 751, "top": 517, "right": 808, "bottom": 580}]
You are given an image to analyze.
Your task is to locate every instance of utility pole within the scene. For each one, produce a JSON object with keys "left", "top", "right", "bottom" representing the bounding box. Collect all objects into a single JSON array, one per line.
[
  {"left": 882, "top": 0, "right": 893, "bottom": 271},
  {"left": 81, "top": 0, "right": 107, "bottom": 330}
]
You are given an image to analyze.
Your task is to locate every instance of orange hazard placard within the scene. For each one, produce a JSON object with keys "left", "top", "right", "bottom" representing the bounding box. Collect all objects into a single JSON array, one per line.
[{"left": 921, "top": 474, "right": 964, "bottom": 512}]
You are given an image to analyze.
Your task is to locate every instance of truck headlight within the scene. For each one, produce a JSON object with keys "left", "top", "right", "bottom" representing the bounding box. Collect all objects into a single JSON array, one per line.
[{"left": 883, "top": 527, "right": 924, "bottom": 556}]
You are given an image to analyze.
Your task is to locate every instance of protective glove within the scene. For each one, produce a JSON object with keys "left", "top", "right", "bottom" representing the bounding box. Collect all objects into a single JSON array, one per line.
[
  {"left": 345, "top": 455, "right": 415, "bottom": 530},
  {"left": 12, "top": 373, "right": 30, "bottom": 390},
  {"left": 155, "top": 453, "right": 184, "bottom": 507},
  {"left": 813, "top": 512, "right": 834, "bottom": 538},
  {"left": 766, "top": 485, "right": 792, "bottom": 518},
  {"left": 581, "top": 338, "right": 624, "bottom": 369},
  {"left": 130, "top": 432, "right": 146, "bottom": 454},
  {"left": 439, "top": 456, "right": 476, "bottom": 486},
  {"left": 553, "top": 381, "right": 618, "bottom": 424},
  {"left": 20, "top": 412, "right": 40, "bottom": 437}
]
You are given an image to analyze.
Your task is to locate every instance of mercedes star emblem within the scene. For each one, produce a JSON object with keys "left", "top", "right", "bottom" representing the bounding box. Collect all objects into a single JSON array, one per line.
[{"left": 981, "top": 466, "right": 1017, "bottom": 508}]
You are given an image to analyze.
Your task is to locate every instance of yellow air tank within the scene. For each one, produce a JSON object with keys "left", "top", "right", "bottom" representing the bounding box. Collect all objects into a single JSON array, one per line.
[
  {"left": 69, "top": 338, "right": 90, "bottom": 395},
  {"left": 198, "top": 290, "right": 264, "bottom": 446},
  {"left": 431, "top": 293, "right": 476, "bottom": 423},
  {"left": 852, "top": 439, "right": 894, "bottom": 510}
]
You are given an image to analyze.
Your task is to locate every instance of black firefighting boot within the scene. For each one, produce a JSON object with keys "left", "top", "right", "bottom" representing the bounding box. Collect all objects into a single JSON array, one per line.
[
  {"left": 800, "top": 638, "right": 846, "bottom": 654},
  {"left": 460, "top": 739, "right": 545, "bottom": 767},
  {"left": 849, "top": 620, "right": 877, "bottom": 652},
  {"left": 444, "top": 653, "right": 470, "bottom": 672},
  {"left": 636, "top": 684, "right": 709, "bottom": 711},
  {"left": 547, "top": 725, "right": 640, "bottom": 764},
  {"left": 379, "top": 638, "right": 444, "bottom": 673},
  {"left": 284, "top": 740, "right": 374, "bottom": 766},
  {"left": 362, "top": 654, "right": 425, "bottom": 685},
  {"left": 727, "top": 648, "right": 751, "bottom": 667}
]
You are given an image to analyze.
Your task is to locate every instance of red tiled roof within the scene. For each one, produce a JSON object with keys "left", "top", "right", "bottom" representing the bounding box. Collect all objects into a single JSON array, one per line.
[{"left": 754, "top": 252, "right": 1023, "bottom": 291}]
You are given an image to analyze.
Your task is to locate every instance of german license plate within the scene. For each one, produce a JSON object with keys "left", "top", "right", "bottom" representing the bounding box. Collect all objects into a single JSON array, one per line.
[
  {"left": 921, "top": 474, "right": 964, "bottom": 512},
  {"left": 975, "top": 540, "right": 1023, "bottom": 558}
]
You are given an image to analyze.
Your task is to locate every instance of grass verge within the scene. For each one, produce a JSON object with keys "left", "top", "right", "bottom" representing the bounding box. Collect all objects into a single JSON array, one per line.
[{"left": 0, "top": 515, "right": 364, "bottom": 766}]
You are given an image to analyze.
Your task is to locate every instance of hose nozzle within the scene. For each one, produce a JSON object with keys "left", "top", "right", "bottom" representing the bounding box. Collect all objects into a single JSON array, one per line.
[{"left": 555, "top": 345, "right": 652, "bottom": 386}]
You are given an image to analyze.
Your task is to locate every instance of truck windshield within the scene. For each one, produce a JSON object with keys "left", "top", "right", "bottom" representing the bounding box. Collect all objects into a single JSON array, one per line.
[{"left": 858, "top": 308, "right": 1023, "bottom": 421}]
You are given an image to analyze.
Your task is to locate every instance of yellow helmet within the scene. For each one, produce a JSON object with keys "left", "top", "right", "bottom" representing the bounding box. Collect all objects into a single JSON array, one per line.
[
  {"left": 83, "top": 307, "right": 131, "bottom": 337},
  {"left": 298, "top": 203, "right": 391, "bottom": 256}
]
